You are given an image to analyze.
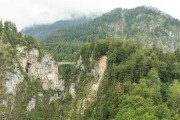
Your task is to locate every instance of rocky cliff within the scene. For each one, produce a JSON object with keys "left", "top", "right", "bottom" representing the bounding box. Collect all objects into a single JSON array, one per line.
[
  {"left": 16, "top": 45, "right": 64, "bottom": 91},
  {"left": 0, "top": 21, "right": 68, "bottom": 120},
  {"left": 4, "top": 45, "right": 65, "bottom": 97},
  {"left": 0, "top": 36, "right": 107, "bottom": 119}
]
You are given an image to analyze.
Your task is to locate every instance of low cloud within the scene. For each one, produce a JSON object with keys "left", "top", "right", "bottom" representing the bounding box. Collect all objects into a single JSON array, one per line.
[{"left": 0, "top": 0, "right": 179, "bottom": 30}]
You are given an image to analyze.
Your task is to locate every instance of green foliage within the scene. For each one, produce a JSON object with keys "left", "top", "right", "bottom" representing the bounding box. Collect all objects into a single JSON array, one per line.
[
  {"left": 58, "top": 64, "right": 76, "bottom": 81},
  {"left": 114, "top": 95, "right": 157, "bottom": 120},
  {"left": 1, "top": 18, "right": 180, "bottom": 120},
  {"left": 168, "top": 80, "right": 180, "bottom": 114},
  {"left": 40, "top": 40, "right": 82, "bottom": 61},
  {"left": 39, "top": 6, "right": 180, "bottom": 63},
  {"left": 0, "top": 21, "right": 39, "bottom": 49},
  {"left": 23, "top": 35, "right": 39, "bottom": 49},
  {"left": 0, "top": 19, "right": 3, "bottom": 33},
  {"left": 81, "top": 39, "right": 180, "bottom": 120},
  {"left": 0, "top": 21, "right": 47, "bottom": 119},
  {"left": 63, "top": 92, "right": 72, "bottom": 103},
  {"left": 24, "top": 100, "right": 60, "bottom": 120},
  {"left": 94, "top": 40, "right": 109, "bottom": 59},
  {"left": 13, "top": 38, "right": 179, "bottom": 120},
  {"left": 80, "top": 43, "right": 93, "bottom": 64},
  {"left": 175, "top": 49, "right": 180, "bottom": 62}
]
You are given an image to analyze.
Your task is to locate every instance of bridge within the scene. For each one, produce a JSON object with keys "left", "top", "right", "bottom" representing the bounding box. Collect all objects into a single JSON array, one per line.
[{"left": 57, "top": 62, "right": 76, "bottom": 65}]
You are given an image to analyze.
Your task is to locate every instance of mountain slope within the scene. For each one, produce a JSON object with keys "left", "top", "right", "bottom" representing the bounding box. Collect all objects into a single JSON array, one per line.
[
  {"left": 0, "top": 21, "right": 66, "bottom": 119},
  {"left": 63, "top": 39, "right": 180, "bottom": 120},
  {"left": 21, "top": 17, "right": 93, "bottom": 40},
  {"left": 42, "top": 6, "right": 180, "bottom": 51},
  {"left": 0, "top": 20, "right": 180, "bottom": 119}
]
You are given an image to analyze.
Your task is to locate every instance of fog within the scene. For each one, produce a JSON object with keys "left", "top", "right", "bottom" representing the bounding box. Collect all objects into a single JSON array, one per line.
[{"left": 0, "top": 0, "right": 179, "bottom": 30}]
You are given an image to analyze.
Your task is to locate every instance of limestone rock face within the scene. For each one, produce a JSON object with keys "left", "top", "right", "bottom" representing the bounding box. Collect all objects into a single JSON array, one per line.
[
  {"left": 77, "top": 55, "right": 84, "bottom": 70},
  {"left": 16, "top": 45, "right": 39, "bottom": 71},
  {"left": 4, "top": 45, "right": 65, "bottom": 95},
  {"left": 27, "top": 98, "right": 36, "bottom": 112},
  {"left": 5, "top": 63, "right": 24, "bottom": 95},
  {"left": 49, "top": 93, "right": 61, "bottom": 104},
  {"left": 16, "top": 45, "right": 65, "bottom": 91},
  {"left": 69, "top": 83, "right": 76, "bottom": 99},
  {"left": 28, "top": 54, "right": 65, "bottom": 90}
]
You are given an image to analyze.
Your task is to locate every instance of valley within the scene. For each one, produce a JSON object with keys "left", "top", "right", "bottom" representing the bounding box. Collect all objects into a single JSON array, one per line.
[{"left": 0, "top": 6, "right": 180, "bottom": 120}]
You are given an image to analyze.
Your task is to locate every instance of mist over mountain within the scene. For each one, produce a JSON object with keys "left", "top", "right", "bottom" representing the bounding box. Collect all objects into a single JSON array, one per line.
[
  {"left": 42, "top": 6, "right": 180, "bottom": 51},
  {"left": 22, "top": 12, "right": 102, "bottom": 40},
  {"left": 36, "top": 6, "right": 180, "bottom": 62}
]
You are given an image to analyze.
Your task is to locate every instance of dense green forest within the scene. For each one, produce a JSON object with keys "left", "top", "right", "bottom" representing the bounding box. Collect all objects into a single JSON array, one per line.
[
  {"left": 78, "top": 39, "right": 180, "bottom": 120},
  {"left": 17, "top": 38, "right": 180, "bottom": 120}
]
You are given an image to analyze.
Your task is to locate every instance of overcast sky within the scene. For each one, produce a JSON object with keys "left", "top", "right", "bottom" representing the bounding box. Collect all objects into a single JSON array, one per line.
[{"left": 0, "top": 0, "right": 179, "bottom": 30}]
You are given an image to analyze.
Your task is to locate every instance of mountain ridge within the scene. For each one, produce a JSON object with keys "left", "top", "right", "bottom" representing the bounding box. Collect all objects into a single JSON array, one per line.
[
  {"left": 21, "top": 16, "right": 95, "bottom": 40},
  {"left": 0, "top": 18, "right": 180, "bottom": 119},
  {"left": 38, "top": 6, "right": 180, "bottom": 62},
  {"left": 42, "top": 6, "right": 180, "bottom": 51}
]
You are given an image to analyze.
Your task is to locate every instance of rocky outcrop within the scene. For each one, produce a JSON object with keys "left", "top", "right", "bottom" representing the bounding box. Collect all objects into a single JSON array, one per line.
[
  {"left": 5, "top": 63, "right": 24, "bottom": 95},
  {"left": 69, "top": 83, "right": 76, "bottom": 99},
  {"left": 76, "top": 55, "right": 84, "bottom": 70},
  {"left": 3, "top": 44, "right": 65, "bottom": 97},
  {"left": 16, "top": 45, "right": 65, "bottom": 91},
  {"left": 49, "top": 93, "right": 61, "bottom": 104},
  {"left": 2, "top": 44, "right": 66, "bottom": 116},
  {"left": 27, "top": 97, "right": 36, "bottom": 112}
]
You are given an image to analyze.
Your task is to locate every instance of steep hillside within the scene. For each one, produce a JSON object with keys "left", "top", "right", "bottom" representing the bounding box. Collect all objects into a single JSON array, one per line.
[
  {"left": 0, "top": 20, "right": 111, "bottom": 119},
  {"left": 57, "top": 39, "right": 180, "bottom": 120},
  {"left": 0, "top": 21, "right": 67, "bottom": 119},
  {"left": 22, "top": 17, "right": 93, "bottom": 40},
  {"left": 39, "top": 6, "right": 180, "bottom": 62},
  {"left": 73, "top": 39, "right": 180, "bottom": 120},
  {"left": 41, "top": 6, "right": 180, "bottom": 52},
  {"left": 0, "top": 20, "right": 180, "bottom": 119}
]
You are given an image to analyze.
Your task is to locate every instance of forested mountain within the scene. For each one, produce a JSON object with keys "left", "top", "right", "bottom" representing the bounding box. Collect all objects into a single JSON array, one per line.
[
  {"left": 44, "top": 6, "right": 180, "bottom": 50},
  {"left": 21, "top": 17, "right": 94, "bottom": 40},
  {"left": 0, "top": 19, "right": 180, "bottom": 119},
  {"left": 41, "top": 6, "right": 180, "bottom": 59},
  {"left": 75, "top": 39, "right": 180, "bottom": 120},
  {"left": 1, "top": 6, "right": 180, "bottom": 120}
]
